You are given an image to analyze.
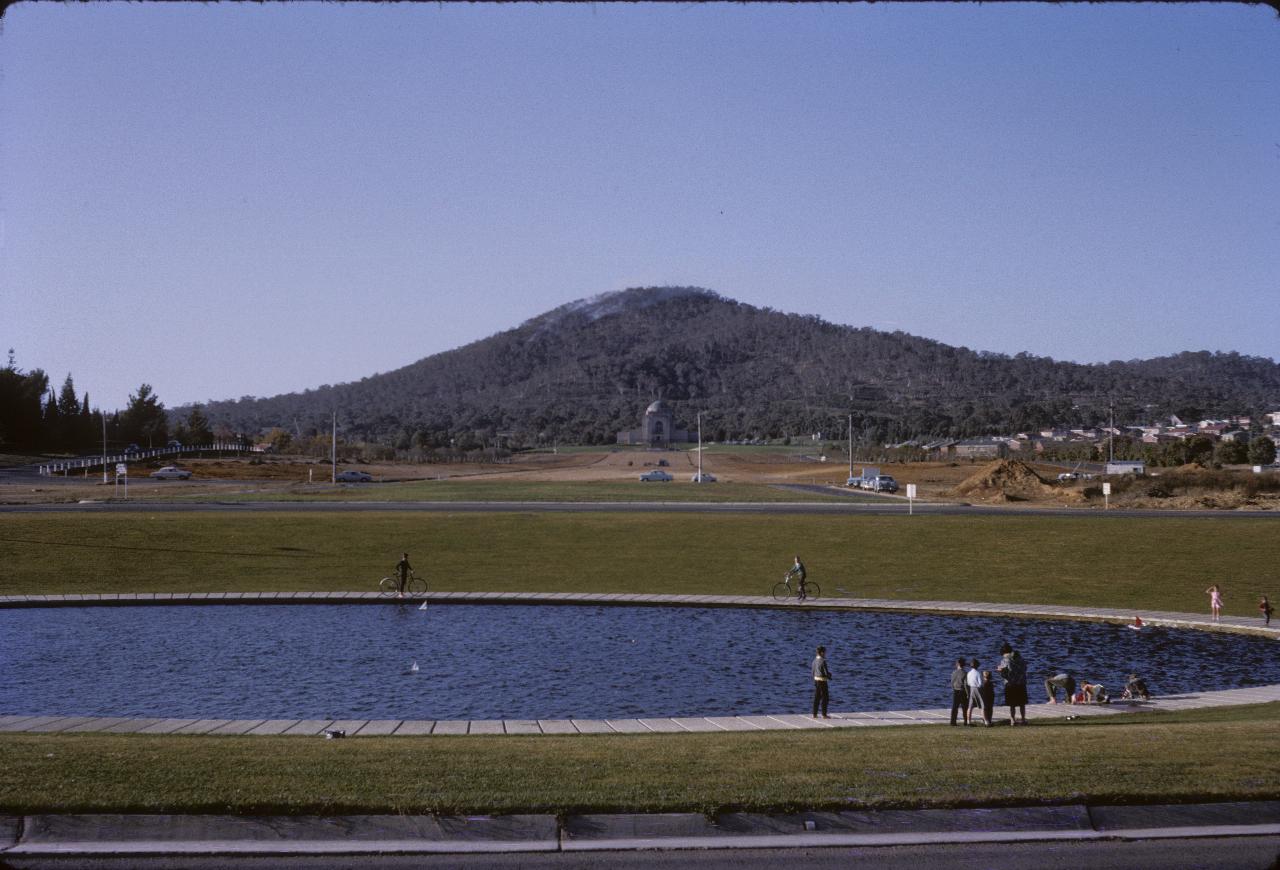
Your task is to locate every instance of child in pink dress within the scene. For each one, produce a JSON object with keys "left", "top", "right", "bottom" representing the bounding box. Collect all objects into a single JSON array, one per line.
[{"left": 1205, "top": 585, "right": 1223, "bottom": 622}]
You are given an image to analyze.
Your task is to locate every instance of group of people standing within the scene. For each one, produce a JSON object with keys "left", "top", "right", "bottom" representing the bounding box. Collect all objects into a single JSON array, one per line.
[{"left": 948, "top": 643, "right": 1029, "bottom": 727}]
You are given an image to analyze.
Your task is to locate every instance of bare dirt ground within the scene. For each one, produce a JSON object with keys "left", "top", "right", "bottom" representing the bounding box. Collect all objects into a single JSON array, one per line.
[{"left": 6, "top": 450, "right": 1276, "bottom": 509}]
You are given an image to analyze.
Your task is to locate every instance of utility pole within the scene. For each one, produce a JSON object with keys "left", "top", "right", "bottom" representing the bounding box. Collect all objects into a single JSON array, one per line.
[
  {"left": 101, "top": 414, "right": 108, "bottom": 484},
  {"left": 1109, "top": 402, "right": 1115, "bottom": 465},
  {"left": 697, "top": 411, "right": 703, "bottom": 481},
  {"left": 848, "top": 413, "right": 853, "bottom": 481},
  {"left": 331, "top": 412, "right": 337, "bottom": 484}
]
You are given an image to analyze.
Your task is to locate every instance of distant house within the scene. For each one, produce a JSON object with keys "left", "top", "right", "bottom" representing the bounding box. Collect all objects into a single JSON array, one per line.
[
  {"left": 616, "top": 400, "right": 691, "bottom": 447},
  {"left": 1105, "top": 460, "right": 1146, "bottom": 476},
  {"left": 1220, "top": 430, "right": 1250, "bottom": 443},
  {"left": 923, "top": 439, "right": 957, "bottom": 458},
  {"left": 953, "top": 438, "right": 1009, "bottom": 460}
]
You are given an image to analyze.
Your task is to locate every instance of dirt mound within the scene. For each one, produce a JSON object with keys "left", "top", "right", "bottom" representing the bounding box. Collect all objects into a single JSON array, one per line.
[{"left": 952, "top": 460, "right": 1061, "bottom": 502}]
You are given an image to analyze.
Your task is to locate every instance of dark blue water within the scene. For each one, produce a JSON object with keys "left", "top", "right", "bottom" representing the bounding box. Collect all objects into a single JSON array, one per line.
[{"left": 2, "top": 604, "right": 1277, "bottom": 720}]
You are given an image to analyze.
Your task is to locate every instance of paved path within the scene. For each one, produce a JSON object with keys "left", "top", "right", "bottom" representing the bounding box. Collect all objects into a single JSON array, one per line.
[
  {"left": 3, "top": 593, "right": 1276, "bottom": 736},
  {"left": 4, "top": 589, "right": 1278, "bottom": 636},
  {"left": 3, "top": 683, "right": 1277, "bottom": 738}
]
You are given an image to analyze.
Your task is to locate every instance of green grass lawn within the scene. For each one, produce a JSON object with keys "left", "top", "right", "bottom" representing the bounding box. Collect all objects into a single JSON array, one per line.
[
  {"left": 183, "top": 480, "right": 862, "bottom": 503},
  {"left": 1, "top": 704, "right": 1275, "bottom": 815},
  {"left": 2, "top": 512, "right": 1275, "bottom": 617},
  {"left": 4, "top": 511, "right": 1278, "bottom": 816}
]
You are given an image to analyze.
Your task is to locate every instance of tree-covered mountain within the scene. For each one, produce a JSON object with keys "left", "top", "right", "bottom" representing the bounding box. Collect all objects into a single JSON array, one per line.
[{"left": 195, "top": 287, "right": 1280, "bottom": 448}]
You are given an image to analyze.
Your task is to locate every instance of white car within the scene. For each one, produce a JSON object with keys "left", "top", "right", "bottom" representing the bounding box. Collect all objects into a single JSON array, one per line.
[
  {"left": 335, "top": 470, "right": 373, "bottom": 483},
  {"left": 150, "top": 466, "right": 191, "bottom": 480},
  {"left": 690, "top": 471, "right": 717, "bottom": 483},
  {"left": 639, "top": 470, "right": 673, "bottom": 482}
]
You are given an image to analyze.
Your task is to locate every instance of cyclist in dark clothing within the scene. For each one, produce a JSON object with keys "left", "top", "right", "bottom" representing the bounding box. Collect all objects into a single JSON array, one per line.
[
  {"left": 786, "top": 556, "right": 808, "bottom": 600},
  {"left": 396, "top": 553, "right": 413, "bottom": 597}
]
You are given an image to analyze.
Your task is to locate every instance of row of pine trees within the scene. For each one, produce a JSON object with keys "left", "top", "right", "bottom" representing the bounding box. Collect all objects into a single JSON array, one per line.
[{"left": 0, "top": 350, "right": 218, "bottom": 455}]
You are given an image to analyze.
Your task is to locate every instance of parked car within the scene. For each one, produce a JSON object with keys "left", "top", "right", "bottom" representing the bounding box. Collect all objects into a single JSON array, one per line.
[
  {"left": 336, "top": 470, "right": 373, "bottom": 483},
  {"left": 848, "top": 466, "right": 881, "bottom": 489},
  {"left": 1057, "top": 472, "right": 1080, "bottom": 482},
  {"left": 690, "top": 471, "right": 717, "bottom": 483},
  {"left": 150, "top": 466, "right": 191, "bottom": 480},
  {"left": 639, "top": 470, "right": 673, "bottom": 482},
  {"left": 871, "top": 475, "right": 899, "bottom": 493},
  {"left": 167, "top": 440, "right": 183, "bottom": 449},
  {"left": 124, "top": 444, "right": 141, "bottom": 455}
]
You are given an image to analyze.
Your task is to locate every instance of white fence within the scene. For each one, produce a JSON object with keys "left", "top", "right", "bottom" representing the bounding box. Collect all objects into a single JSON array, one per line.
[{"left": 37, "top": 442, "right": 261, "bottom": 476}]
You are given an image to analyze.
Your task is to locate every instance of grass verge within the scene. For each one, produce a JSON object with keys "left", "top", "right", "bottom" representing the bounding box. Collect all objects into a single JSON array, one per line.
[
  {"left": 2, "top": 512, "right": 1277, "bottom": 617},
  {"left": 1, "top": 704, "right": 1275, "bottom": 815}
]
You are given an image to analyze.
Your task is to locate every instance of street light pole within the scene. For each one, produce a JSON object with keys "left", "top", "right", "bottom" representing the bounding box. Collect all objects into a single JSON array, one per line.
[
  {"left": 331, "top": 412, "right": 337, "bottom": 484},
  {"left": 1109, "top": 402, "right": 1115, "bottom": 465},
  {"left": 848, "top": 413, "right": 853, "bottom": 481},
  {"left": 102, "top": 414, "right": 108, "bottom": 484},
  {"left": 697, "top": 411, "right": 703, "bottom": 481}
]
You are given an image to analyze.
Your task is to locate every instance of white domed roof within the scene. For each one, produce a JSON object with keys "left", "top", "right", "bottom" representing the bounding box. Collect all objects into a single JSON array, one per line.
[{"left": 645, "top": 400, "right": 670, "bottom": 415}]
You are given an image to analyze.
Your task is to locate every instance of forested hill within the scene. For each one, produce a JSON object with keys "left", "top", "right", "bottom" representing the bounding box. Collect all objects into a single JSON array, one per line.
[{"left": 197, "top": 287, "right": 1280, "bottom": 447}]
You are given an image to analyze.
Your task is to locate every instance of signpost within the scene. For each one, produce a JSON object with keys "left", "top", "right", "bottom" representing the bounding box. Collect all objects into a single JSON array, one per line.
[
  {"left": 115, "top": 463, "right": 128, "bottom": 499},
  {"left": 1102, "top": 481, "right": 1111, "bottom": 511},
  {"left": 906, "top": 482, "right": 917, "bottom": 515}
]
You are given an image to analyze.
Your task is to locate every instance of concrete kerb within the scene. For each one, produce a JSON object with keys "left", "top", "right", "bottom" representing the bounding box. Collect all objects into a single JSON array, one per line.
[
  {"left": 2, "top": 804, "right": 1278, "bottom": 857},
  {"left": 5, "top": 589, "right": 1279, "bottom": 635},
  {"left": 2, "top": 593, "right": 1277, "bottom": 736}
]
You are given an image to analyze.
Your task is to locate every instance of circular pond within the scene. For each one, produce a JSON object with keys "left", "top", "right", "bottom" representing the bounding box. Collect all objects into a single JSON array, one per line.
[{"left": 3, "top": 604, "right": 1277, "bottom": 720}]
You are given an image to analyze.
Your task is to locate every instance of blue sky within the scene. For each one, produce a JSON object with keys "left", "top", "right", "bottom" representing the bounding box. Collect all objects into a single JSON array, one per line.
[{"left": 3, "top": 3, "right": 1278, "bottom": 411}]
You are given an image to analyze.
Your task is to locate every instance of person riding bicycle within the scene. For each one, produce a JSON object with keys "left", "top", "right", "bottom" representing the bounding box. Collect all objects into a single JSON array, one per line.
[
  {"left": 395, "top": 552, "right": 413, "bottom": 597},
  {"left": 785, "top": 556, "right": 808, "bottom": 601}
]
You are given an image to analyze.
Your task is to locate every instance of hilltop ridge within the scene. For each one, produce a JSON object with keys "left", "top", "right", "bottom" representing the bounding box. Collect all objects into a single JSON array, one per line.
[
  {"left": 196, "top": 287, "right": 1280, "bottom": 448},
  {"left": 523, "top": 286, "right": 719, "bottom": 333}
]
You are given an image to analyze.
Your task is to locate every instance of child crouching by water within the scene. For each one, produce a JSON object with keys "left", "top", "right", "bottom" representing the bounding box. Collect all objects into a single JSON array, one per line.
[{"left": 979, "top": 670, "right": 996, "bottom": 726}]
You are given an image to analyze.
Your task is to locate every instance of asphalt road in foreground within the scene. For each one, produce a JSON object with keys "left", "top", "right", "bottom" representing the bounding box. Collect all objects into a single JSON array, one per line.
[
  {"left": 5, "top": 838, "right": 1277, "bottom": 870},
  {"left": 1, "top": 498, "right": 1278, "bottom": 519}
]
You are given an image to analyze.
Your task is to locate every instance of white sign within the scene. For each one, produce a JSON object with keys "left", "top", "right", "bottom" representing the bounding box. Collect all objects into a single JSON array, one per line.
[
  {"left": 115, "top": 464, "right": 127, "bottom": 476},
  {"left": 906, "top": 483, "right": 917, "bottom": 499},
  {"left": 1102, "top": 482, "right": 1111, "bottom": 495}
]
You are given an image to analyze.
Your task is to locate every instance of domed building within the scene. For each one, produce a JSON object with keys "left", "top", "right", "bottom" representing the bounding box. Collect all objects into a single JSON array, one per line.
[{"left": 616, "top": 400, "right": 691, "bottom": 447}]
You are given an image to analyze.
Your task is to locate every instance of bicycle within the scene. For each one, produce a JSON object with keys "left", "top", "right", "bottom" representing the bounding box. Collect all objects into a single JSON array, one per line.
[
  {"left": 772, "top": 576, "right": 820, "bottom": 602},
  {"left": 379, "top": 569, "right": 427, "bottom": 597}
]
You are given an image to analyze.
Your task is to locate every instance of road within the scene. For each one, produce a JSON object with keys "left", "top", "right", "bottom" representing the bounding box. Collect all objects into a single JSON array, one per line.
[
  {"left": 2, "top": 498, "right": 1278, "bottom": 519},
  {"left": 4, "top": 837, "right": 1277, "bottom": 870}
]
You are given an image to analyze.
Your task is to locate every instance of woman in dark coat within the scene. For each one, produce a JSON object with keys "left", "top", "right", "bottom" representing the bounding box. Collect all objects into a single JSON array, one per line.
[{"left": 998, "top": 642, "right": 1028, "bottom": 726}]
